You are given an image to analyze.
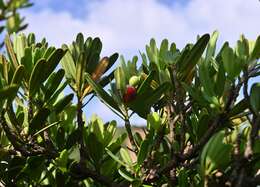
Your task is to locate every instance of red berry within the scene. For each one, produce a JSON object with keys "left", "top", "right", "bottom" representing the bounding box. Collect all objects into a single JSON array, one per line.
[{"left": 123, "top": 86, "right": 137, "bottom": 103}]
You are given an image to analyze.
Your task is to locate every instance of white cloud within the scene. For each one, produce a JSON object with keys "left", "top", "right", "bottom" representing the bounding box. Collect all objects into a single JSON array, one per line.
[
  {"left": 24, "top": 0, "right": 260, "bottom": 52},
  {"left": 22, "top": 0, "right": 260, "bottom": 124}
]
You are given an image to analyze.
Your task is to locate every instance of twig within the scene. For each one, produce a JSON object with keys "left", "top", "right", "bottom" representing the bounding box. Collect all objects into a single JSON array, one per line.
[
  {"left": 124, "top": 117, "right": 137, "bottom": 153},
  {"left": 77, "top": 96, "right": 86, "bottom": 159},
  {"left": 28, "top": 96, "right": 33, "bottom": 122}
]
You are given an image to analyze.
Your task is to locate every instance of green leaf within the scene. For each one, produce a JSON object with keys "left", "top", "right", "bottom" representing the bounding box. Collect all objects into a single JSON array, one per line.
[
  {"left": 21, "top": 47, "right": 33, "bottom": 77},
  {"left": 137, "top": 139, "right": 150, "bottom": 166},
  {"left": 251, "top": 35, "right": 260, "bottom": 60},
  {"left": 205, "top": 31, "right": 219, "bottom": 62},
  {"left": 147, "top": 112, "right": 161, "bottom": 131},
  {"left": 108, "top": 133, "right": 127, "bottom": 153},
  {"left": 250, "top": 83, "right": 260, "bottom": 114},
  {"left": 134, "top": 132, "right": 143, "bottom": 147},
  {"left": 29, "top": 59, "right": 46, "bottom": 97},
  {"left": 13, "top": 33, "right": 26, "bottom": 64},
  {"left": 85, "top": 73, "right": 123, "bottom": 116},
  {"left": 61, "top": 46, "right": 76, "bottom": 80},
  {"left": 128, "top": 75, "right": 169, "bottom": 118},
  {"left": 4, "top": 34, "right": 19, "bottom": 69},
  {"left": 44, "top": 69, "right": 65, "bottom": 99},
  {"left": 57, "top": 149, "right": 69, "bottom": 173},
  {"left": 214, "top": 61, "right": 226, "bottom": 97},
  {"left": 228, "top": 99, "right": 249, "bottom": 117},
  {"left": 27, "top": 33, "right": 35, "bottom": 46},
  {"left": 103, "top": 120, "right": 117, "bottom": 146},
  {"left": 200, "top": 131, "right": 232, "bottom": 176},
  {"left": 76, "top": 53, "right": 85, "bottom": 94},
  {"left": 118, "top": 168, "right": 135, "bottom": 182},
  {"left": 43, "top": 48, "right": 66, "bottom": 81},
  {"left": 0, "top": 85, "right": 19, "bottom": 102},
  {"left": 199, "top": 61, "right": 215, "bottom": 99},
  {"left": 105, "top": 53, "right": 118, "bottom": 73},
  {"left": 222, "top": 46, "right": 241, "bottom": 79},
  {"left": 105, "top": 148, "right": 128, "bottom": 167},
  {"left": 114, "top": 67, "right": 126, "bottom": 91},
  {"left": 43, "top": 46, "right": 56, "bottom": 59},
  {"left": 120, "top": 55, "right": 130, "bottom": 81},
  {"left": 76, "top": 33, "right": 84, "bottom": 49},
  {"left": 85, "top": 133, "right": 104, "bottom": 165},
  {"left": 236, "top": 36, "right": 249, "bottom": 59},
  {"left": 53, "top": 94, "right": 74, "bottom": 114},
  {"left": 32, "top": 121, "right": 60, "bottom": 137},
  {"left": 120, "top": 148, "right": 133, "bottom": 166},
  {"left": 11, "top": 65, "right": 24, "bottom": 85},
  {"left": 180, "top": 34, "right": 210, "bottom": 79},
  {"left": 137, "top": 71, "right": 155, "bottom": 96},
  {"left": 21, "top": 156, "right": 45, "bottom": 181},
  {"left": 29, "top": 108, "right": 50, "bottom": 135},
  {"left": 144, "top": 82, "right": 170, "bottom": 105},
  {"left": 89, "top": 115, "right": 104, "bottom": 143}
]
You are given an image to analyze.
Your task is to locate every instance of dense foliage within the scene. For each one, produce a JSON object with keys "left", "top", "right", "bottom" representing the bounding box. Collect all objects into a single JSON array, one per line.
[
  {"left": 0, "top": 3, "right": 259, "bottom": 185},
  {"left": 0, "top": 30, "right": 259, "bottom": 187}
]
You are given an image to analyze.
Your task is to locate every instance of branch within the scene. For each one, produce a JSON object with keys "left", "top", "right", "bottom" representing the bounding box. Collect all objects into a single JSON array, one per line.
[
  {"left": 77, "top": 96, "right": 86, "bottom": 159},
  {"left": 0, "top": 110, "right": 57, "bottom": 158},
  {"left": 124, "top": 117, "right": 137, "bottom": 153}
]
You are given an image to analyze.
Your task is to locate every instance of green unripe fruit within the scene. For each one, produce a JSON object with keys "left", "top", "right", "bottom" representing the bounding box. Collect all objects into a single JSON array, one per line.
[{"left": 129, "top": 75, "right": 141, "bottom": 87}]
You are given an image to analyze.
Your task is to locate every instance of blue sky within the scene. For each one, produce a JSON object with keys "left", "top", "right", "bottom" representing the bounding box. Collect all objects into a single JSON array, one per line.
[
  {"left": 22, "top": 0, "right": 260, "bottom": 125},
  {"left": 30, "top": 0, "right": 187, "bottom": 18}
]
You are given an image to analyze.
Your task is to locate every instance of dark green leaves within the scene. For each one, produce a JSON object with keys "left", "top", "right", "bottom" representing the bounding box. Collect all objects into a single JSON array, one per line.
[
  {"left": 61, "top": 33, "right": 118, "bottom": 100},
  {"left": 85, "top": 133, "right": 104, "bottom": 166},
  {"left": 250, "top": 83, "right": 260, "bottom": 114},
  {"left": 29, "top": 108, "right": 50, "bottom": 135},
  {"left": 200, "top": 131, "right": 232, "bottom": 176},
  {"left": 85, "top": 73, "right": 123, "bottom": 117},
  {"left": 137, "top": 139, "right": 150, "bottom": 166},
  {"left": 29, "top": 59, "right": 45, "bottom": 97},
  {"left": 205, "top": 31, "right": 219, "bottom": 62},
  {"left": 251, "top": 35, "right": 260, "bottom": 59},
  {"left": 178, "top": 34, "right": 210, "bottom": 80},
  {"left": 0, "top": 85, "right": 19, "bottom": 102},
  {"left": 11, "top": 65, "right": 24, "bottom": 85},
  {"left": 53, "top": 94, "right": 74, "bottom": 114},
  {"left": 44, "top": 69, "right": 65, "bottom": 100},
  {"left": 43, "top": 48, "right": 66, "bottom": 81}
]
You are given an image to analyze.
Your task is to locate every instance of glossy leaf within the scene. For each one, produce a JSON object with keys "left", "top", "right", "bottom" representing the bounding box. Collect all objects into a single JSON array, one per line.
[
  {"left": 11, "top": 65, "right": 24, "bottom": 85},
  {"left": 205, "top": 31, "right": 219, "bottom": 62},
  {"left": 251, "top": 35, "right": 260, "bottom": 59},
  {"left": 44, "top": 69, "right": 65, "bottom": 99},
  {"left": 43, "top": 48, "right": 66, "bottom": 81},
  {"left": 29, "top": 59, "right": 46, "bottom": 96},
  {"left": 180, "top": 34, "right": 210, "bottom": 79},
  {"left": 61, "top": 47, "right": 76, "bottom": 80},
  {"left": 222, "top": 46, "right": 242, "bottom": 79}
]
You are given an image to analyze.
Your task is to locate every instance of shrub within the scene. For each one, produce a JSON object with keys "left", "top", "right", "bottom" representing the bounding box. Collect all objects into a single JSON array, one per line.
[{"left": 0, "top": 31, "right": 259, "bottom": 187}]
